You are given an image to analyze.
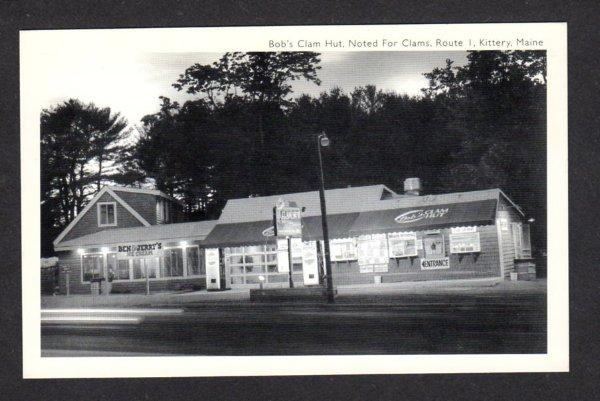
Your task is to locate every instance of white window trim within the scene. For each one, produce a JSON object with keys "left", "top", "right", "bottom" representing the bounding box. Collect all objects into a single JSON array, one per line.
[{"left": 97, "top": 202, "right": 118, "bottom": 227}]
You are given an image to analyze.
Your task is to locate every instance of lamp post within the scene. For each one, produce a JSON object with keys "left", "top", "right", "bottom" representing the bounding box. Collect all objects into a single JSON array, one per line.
[{"left": 317, "top": 132, "right": 335, "bottom": 303}]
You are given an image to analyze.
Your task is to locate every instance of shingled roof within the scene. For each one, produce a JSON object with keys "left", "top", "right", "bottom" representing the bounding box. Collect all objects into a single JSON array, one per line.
[{"left": 217, "top": 184, "right": 397, "bottom": 224}]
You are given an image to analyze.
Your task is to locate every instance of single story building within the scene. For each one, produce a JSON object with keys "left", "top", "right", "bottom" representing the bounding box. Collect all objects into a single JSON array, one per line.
[{"left": 53, "top": 180, "right": 533, "bottom": 294}]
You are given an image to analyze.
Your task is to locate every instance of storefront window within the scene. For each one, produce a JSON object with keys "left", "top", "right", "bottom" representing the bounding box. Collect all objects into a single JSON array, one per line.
[
  {"left": 162, "top": 248, "right": 183, "bottom": 277},
  {"left": 116, "top": 259, "right": 130, "bottom": 280},
  {"left": 81, "top": 253, "right": 103, "bottom": 282},
  {"left": 133, "top": 258, "right": 159, "bottom": 279},
  {"left": 423, "top": 234, "right": 445, "bottom": 257},
  {"left": 225, "top": 244, "right": 279, "bottom": 284},
  {"left": 186, "top": 246, "right": 205, "bottom": 275}
]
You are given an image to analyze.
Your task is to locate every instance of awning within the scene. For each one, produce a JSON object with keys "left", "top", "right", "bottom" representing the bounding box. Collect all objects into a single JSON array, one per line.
[
  {"left": 301, "top": 212, "right": 360, "bottom": 241},
  {"left": 202, "top": 220, "right": 275, "bottom": 247},
  {"left": 203, "top": 212, "right": 361, "bottom": 247},
  {"left": 349, "top": 199, "right": 498, "bottom": 235}
]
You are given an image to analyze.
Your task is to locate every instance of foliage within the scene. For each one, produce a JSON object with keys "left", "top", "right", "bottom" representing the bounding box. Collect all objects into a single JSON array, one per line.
[
  {"left": 41, "top": 50, "right": 547, "bottom": 258},
  {"left": 40, "top": 99, "right": 129, "bottom": 255}
]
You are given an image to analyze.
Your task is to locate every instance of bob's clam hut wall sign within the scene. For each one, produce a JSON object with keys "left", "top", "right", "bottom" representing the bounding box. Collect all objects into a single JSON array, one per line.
[
  {"left": 395, "top": 208, "right": 449, "bottom": 224},
  {"left": 117, "top": 242, "right": 163, "bottom": 258}
]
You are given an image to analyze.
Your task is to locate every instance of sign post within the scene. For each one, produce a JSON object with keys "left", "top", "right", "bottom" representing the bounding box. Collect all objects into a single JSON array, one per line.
[
  {"left": 274, "top": 200, "right": 302, "bottom": 289},
  {"left": 60, "top": 265, "right": 71, "bottom": 296},
  {"left": 287, "top": 236, "right": 294, "bottom": 288},
  {"left": 145, "top": 265, "right": 150, "bottom": 295}
]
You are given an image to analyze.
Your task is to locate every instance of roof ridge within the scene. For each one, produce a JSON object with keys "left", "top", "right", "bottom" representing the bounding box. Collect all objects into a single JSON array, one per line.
[{"left": 226, "top": 184, "right": 388, "bottom": 202}]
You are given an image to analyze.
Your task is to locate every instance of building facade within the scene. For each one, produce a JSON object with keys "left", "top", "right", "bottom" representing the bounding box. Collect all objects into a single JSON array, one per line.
[{"left": 53, "top": 182, "right": 533, "bottom": 294}]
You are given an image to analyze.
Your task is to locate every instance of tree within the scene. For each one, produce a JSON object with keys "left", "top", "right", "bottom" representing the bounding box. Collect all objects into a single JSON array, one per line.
[
  {"left": 41, "top": 99, "right": 129, "bottom": 255},
  {"left": 423, "top": 50, "right": 547, "bottom": 255}
]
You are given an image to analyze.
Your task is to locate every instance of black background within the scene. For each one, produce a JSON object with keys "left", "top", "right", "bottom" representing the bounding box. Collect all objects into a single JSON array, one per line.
[{"left": 1, "top": 1, "right": 598, "bottom": 400}]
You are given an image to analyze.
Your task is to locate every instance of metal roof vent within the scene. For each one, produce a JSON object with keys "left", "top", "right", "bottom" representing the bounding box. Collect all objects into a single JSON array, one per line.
[{"left": 404, "top": 177, "right": 422, "bottom": 196}]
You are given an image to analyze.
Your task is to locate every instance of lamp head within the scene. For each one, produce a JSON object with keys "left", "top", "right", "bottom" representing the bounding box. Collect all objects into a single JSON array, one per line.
[{"left": 319, "top": 134, "right": 330, "bottom": 147}]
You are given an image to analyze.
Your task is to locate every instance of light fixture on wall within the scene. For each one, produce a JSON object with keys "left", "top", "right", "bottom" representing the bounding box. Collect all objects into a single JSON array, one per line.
[
  {"left": 180, "top": 241, "right": 188, "bottom": 247},
  {"left": 77, "top": 248, "right": 85, "bottom": 255},
  {"left": 101, "top": 247, "right": 109, "bottom": 254}
]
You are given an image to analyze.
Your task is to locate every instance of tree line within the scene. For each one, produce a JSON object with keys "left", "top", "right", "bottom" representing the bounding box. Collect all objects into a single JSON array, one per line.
[{"left": 41, "top": 50, "right": 547, "bottom": 257}]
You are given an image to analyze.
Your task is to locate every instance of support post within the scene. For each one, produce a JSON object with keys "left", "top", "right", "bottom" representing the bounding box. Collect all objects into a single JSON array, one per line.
[
  {"left": 66, "top": 272, "right": 70, "bottom": 296},
  {"left": 287, "top": 236, "right": 294, "bottom": 288},
  {"left": 145, "top": 264, "right": 150, "bottom": 295}
]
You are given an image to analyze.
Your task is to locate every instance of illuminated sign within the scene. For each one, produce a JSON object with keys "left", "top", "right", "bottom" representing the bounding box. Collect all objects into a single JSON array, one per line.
[
  {"left": 275, "top": 206, "right": 302, "bottom": 237},
  {"left": 395, "top": 208, "right": 449, "bottom": 224},
  {"left": 117, "top": 242, "right": 163, "bottom": 258}
]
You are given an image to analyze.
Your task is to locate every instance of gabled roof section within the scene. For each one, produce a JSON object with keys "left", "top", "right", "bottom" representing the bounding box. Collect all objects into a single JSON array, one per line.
[
  {"left": 53, "top": 186, "right": 151, "bottom": 246},
  {"left": 107, "top": 186, "right": 184, "bottom": 206},
  {"left": 55, "top": 220, "right": 218, "bottom": 250},
  {"left": 217, "top": 184, "right": 398, "bottom": 224}
]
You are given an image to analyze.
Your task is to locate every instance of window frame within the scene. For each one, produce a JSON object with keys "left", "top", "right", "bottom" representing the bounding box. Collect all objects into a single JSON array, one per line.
[
  {"left": 185, "top": 245, "right": 205, "bottom": 276},
  {"left": 97, "top": 201, "right": 117, "bottom": 227},
  {"left": 80, "top": 252, "right": 104, "bottom": 283}
]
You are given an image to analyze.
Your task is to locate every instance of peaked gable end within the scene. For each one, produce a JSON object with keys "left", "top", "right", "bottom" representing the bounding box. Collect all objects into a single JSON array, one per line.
[{"left": 53, "top": 187, "right": 151, "bottom": 247}]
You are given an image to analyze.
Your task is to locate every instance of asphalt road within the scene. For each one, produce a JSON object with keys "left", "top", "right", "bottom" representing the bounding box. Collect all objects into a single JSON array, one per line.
[{"left": 41, "top": 292, "right": 546, "bottom": 356}]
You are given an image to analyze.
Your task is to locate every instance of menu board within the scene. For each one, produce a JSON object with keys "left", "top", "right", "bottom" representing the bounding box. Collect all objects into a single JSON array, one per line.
[
  {"left": 387, "top": 232, "right": 418, "bottom": 258},
  {"left": 357, "top": 234, "right": 389, "bottom": 273}
]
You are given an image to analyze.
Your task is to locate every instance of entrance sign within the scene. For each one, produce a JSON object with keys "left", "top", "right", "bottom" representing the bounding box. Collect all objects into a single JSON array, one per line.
[
  {"left": 275, "top": 205, "right": 302, "bottom": 237},
  {"left": 420, "top": 257, "right": 450, "bottom": 270}
]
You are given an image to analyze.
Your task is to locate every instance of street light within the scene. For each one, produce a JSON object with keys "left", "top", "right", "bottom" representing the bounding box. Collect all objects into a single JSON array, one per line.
[{"left": 317, "top": 132, "right": 335, "bottom": 303}]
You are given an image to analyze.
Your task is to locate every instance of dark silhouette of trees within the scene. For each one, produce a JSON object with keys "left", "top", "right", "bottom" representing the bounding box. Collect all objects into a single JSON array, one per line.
[
  {"left": 40, "top": 99, "right": 129, "bottom": 255},
  {"left": 41, "top": 51, "right": 547, "bottom": 259}
]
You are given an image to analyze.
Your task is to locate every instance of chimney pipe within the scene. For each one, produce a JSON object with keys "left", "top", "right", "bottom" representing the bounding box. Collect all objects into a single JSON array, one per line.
[{"left": 404, "top": 177, "right": 422, "bottom": 196}]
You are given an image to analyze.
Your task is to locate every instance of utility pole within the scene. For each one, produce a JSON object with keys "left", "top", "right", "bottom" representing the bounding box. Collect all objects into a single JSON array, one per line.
[{"left": 317, "top": 132, "right": 335, "bottom": 303}]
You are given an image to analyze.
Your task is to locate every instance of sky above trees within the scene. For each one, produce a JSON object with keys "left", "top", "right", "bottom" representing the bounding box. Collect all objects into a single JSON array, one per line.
[{"left": 40, "top": 51, "right": 467, "bottom": 126}]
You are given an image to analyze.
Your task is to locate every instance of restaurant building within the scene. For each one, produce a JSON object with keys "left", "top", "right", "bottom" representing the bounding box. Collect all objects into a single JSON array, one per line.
[{"left": 53, "top": 180, "right": 533, "bottom": 294}]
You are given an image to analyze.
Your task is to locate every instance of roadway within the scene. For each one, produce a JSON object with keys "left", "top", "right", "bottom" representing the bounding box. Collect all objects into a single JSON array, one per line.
[{"left": 41, "top": 287, "right": 546, "bottom": 356}]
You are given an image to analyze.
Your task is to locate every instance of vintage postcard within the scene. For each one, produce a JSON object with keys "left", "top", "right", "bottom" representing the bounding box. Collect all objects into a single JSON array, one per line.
[{"left": 21, "top": 23, "right": 568, "bottom": 377}]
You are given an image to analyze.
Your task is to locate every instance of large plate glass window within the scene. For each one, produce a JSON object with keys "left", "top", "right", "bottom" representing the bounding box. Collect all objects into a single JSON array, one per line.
[
  {"left": 225, "top": 244, "right": 281, "bottom": 284},
  {"left": 81, "top": 253, "right": 104, "bottom": 282},
  {"left": 387, "top": 232, "right": 418, "bottom": 258},
  {"left": 186, "top": 246, "right": 205, "bottom": 275},
  {"left": 162, "top": 248, "right": 184, "bottom": 277}
]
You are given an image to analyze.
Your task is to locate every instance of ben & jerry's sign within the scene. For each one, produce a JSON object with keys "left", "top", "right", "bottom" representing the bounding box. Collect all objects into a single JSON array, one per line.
[{"left": 117, "top": 242, "right": 163, "bottom": 258}]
